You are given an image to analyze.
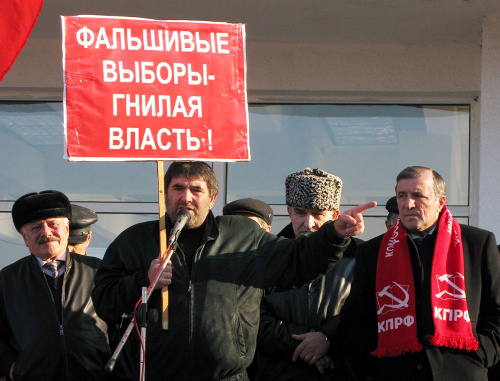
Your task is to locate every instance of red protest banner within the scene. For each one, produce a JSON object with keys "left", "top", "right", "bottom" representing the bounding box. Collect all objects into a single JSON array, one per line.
[{"left": 62, "top": 16, "right": 249, "bottom": 161}]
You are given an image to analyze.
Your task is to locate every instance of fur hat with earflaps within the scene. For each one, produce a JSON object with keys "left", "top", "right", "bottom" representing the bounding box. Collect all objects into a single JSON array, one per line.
[{"left": 12, "top": 190, "right": 72, "bottom": 231}]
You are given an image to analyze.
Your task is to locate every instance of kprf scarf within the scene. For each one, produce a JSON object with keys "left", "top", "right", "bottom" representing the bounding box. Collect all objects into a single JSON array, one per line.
[{"left": 372, "top": 205, "right": 479, "bottom": 357}]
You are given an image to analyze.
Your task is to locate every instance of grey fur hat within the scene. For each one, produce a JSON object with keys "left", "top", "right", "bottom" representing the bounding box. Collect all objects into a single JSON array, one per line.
[{"left": 285, "top": 168, "right": 342, "bottom": 210}]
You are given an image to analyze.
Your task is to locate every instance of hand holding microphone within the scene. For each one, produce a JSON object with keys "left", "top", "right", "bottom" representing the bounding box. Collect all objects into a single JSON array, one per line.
[
  {"left": 148, "top": 209, "right": 191, "bottom": 289},
  {"left": 148, "top": 258, "right": 172, "bottom": 289}
]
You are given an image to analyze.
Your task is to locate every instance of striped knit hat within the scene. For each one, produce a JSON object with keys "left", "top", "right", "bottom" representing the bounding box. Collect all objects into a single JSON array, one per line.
[{"left": 285, "top": 168, "right": 342, "bottom": 210}]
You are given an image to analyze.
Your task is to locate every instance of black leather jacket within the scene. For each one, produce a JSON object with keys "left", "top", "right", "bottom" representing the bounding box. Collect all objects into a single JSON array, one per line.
[
  {"left": 253, "top": 223, "right": 358, "bottom": 381},
  {"left": 0, "top": 252, "right": 111, "bottom": 380},
  {"left": 92, "top": 212, "right": 349, "bottom": 381}
]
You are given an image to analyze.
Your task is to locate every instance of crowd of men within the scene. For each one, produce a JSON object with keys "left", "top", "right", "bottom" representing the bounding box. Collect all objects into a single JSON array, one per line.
[{"left": 0, "top": 162, "right": 499, "bottom": 381}]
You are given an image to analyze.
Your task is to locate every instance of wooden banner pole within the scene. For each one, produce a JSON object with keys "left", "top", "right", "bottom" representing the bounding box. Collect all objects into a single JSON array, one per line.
[{"left": 157, "top": 161, "right": 169, "bottom": 330}]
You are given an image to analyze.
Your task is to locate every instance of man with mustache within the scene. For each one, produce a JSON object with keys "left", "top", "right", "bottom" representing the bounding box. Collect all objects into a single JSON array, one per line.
[
  {"left": 339, "top": 166, "right": 500, "bottom": 381},
  {"left": 0, "top": 191, "right": 111, "bottom": 380},
  {"left": 92, "top": 161, "right": 376, "bottom": 381}
]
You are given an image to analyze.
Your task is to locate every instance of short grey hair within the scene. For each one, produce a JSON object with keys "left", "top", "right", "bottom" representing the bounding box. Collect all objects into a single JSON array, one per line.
[{"left": 396, "top": 166, "right": 446, "bottom": 199}]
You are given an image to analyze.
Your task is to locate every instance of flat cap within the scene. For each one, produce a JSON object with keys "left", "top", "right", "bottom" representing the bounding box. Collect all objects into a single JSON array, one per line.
[
  {"left": 223, "top": 198, "right": 274, "bottom": 226},
  {"left": 385, "top": 196, "right": 399, "bottom": 214},
  {"left": 285, "top": 168, "right": 342, "bottom": 210},
  {"left": 69, "top": 204, "right": 98, "bottom": 244},
  {"left": 12, "top": 190, "right": 72, "bottom": 231}
]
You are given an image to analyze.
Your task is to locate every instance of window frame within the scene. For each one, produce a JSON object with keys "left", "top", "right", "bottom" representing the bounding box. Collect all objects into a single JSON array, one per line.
[{"left": 0, "top": 89, "right": 477, "bottom": 234}]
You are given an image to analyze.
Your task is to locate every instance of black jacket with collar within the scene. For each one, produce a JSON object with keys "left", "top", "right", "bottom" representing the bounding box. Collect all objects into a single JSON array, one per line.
[
  {"left": 253, "top": 222, "right": 359, "bottom": 381},
  {"left": 339, "top": 223, "right": 500, "bottom": 381},
  {"left": 91, "top": 212, "right": 349, "bottom": 381},
  {"left": 0, "top": 252, "right": 111, "bottom": 380}
]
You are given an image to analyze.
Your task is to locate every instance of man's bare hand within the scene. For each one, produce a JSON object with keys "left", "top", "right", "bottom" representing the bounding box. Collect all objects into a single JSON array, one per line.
[
  {"left": 315, "top": 354, "right": 334, "bottom": 374},
  {"left": 334, "top": 201, "right": 377, "bottom": 238},
  {"left": 291, "top": 331, "right": 330, "bottom": 364},
  {"left": 148, "top": 258, "right": 172, "bottom": 289}
]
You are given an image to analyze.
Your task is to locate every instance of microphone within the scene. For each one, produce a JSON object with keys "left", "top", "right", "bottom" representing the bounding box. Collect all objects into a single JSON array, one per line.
[{"left": 167, "top": 209, "right": 191, "bottom": 246}]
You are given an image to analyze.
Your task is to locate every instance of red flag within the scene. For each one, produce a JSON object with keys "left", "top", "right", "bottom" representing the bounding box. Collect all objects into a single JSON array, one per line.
[{"left": 0, "top": 0, "right": 44, "bottom": 81}]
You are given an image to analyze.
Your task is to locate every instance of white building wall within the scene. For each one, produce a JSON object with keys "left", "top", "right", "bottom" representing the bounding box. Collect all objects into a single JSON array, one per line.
[
  {"left": 248, "top": 42, "right": 480, "bottom": 92},
  {"left": 479, "top": 16, "right": 500, "bottom": 238}
]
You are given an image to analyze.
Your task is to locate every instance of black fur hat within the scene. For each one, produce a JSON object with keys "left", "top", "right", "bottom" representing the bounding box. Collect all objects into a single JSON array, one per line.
[{"left": 12, "top": 190, "right": 72, "bottom": 231}]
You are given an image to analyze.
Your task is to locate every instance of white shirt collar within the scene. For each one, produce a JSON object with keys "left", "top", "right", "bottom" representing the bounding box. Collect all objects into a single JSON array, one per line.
[{"left": 36, "top": 249, "right": 68, "bottom": 276}]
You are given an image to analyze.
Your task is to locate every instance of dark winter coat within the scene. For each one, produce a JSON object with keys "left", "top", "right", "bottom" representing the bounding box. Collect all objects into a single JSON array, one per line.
[
  {"left": 339, "top": 224, "right": 500, "bottom": 381},
  {"left": 253, "top": 223, "right": 359, "bottom": 381},
  {"left": 91, "top": 212, "right": 349, "bottom": 381},
  {"left": 0, "top": 252, "right": 111, "bottom": 380}
]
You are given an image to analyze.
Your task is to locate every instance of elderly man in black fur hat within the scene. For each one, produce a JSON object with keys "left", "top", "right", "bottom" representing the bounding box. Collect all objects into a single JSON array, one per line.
[
  {"left": 253, "top": 168, "right": 361, "bottom": 381},
  {"left": 0, "top": 190, "right": 111, "bottom": 380}
]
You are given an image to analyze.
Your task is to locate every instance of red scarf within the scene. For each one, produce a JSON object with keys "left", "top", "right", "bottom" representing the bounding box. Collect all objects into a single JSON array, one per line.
[{"left": 372, "top": 205, "right": 479, "bottom": 357}]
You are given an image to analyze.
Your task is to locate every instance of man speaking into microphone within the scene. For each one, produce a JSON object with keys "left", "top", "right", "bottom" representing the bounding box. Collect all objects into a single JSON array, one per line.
[{"left": 92, "top": 161, "right": 376, "bottom": 381}]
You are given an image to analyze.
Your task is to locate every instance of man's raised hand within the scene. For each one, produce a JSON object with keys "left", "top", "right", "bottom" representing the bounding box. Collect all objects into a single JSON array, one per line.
[{"left": 334, "top": 201, "right": 377, "bottom": 238}]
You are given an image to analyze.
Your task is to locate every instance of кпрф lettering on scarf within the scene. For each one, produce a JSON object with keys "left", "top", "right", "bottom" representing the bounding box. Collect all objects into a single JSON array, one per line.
[{"left": 373, "top": 205, "right": 479, "bottom": 357}]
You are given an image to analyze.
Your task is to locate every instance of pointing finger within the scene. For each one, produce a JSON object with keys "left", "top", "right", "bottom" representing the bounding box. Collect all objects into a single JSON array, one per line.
[{"left": 348, "top": 201, "right": 377, "bottom": 215}]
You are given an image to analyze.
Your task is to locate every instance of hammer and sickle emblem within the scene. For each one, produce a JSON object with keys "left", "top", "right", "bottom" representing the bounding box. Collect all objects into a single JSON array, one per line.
[
  {"left": 376, "top": 281, "right": 410, "bottom": 315},
  {"left": 435, "top": 273, "right": 466, "bottom": 300}
]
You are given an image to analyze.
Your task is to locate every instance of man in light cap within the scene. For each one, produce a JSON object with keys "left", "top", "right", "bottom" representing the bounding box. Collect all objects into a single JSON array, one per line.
[
  {"left": 223, "top": 198, "right": 274, "bottom": 232},
  {"left": 68, "top": 204, "right": 99, "bottom": 255},
  {"left": 253, "top": 168, "right": 360, "bottom": 380},
  {"left": 0, "top": 190, "right": 111, "bottom": 380}
]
